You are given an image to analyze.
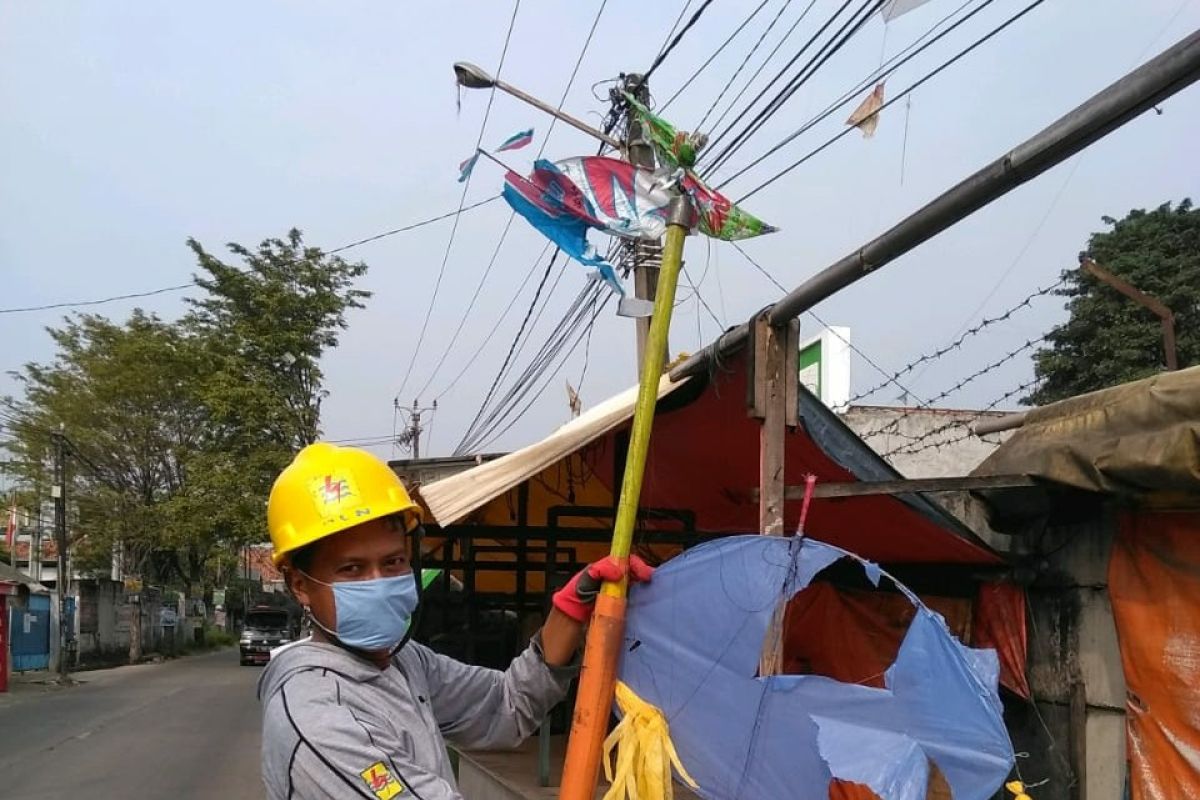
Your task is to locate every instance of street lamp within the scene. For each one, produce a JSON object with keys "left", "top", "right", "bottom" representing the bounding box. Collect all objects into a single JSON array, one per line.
[{"left": 452, "top": 61, "right": 622, "bottom": 150}]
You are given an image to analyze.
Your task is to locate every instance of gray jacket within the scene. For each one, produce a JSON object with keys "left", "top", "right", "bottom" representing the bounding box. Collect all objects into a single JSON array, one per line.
[{"left": 257, "top": 636, "right": 574, "bottom": 799}]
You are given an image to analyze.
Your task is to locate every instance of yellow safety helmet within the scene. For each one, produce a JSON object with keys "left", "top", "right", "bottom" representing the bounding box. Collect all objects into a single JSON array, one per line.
[{"left": 267, "top": 442, "right": 422, "bottom": 565}]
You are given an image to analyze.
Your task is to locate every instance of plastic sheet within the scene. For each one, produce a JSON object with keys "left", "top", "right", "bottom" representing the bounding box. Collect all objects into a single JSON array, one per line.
[
  {"left": 973, "top": 582, "right": 1030, "bottom": 699},
  {"left": 620, "top": 535, "right": 1013, "bottom": 800},
  {"left": 1109, "top": 511, "right": 1200, "bottom": 800}
]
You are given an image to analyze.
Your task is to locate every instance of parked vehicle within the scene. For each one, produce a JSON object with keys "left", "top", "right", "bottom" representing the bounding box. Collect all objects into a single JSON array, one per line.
[{"left": 239, "top": 606, "right": 293, "bottom": 666}]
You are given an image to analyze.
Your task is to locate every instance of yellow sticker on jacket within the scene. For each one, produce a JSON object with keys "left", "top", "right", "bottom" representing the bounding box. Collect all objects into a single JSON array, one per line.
[{"left": 360, "top": 761, "right": 403, "bottom": 799}]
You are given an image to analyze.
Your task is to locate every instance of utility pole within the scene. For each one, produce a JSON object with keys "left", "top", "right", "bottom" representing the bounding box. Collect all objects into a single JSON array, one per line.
[
  {"left": 621, "top": 74, "right": 665, "bottom": 377},
  {"left": 396, "top": 399, "right": 438, "bottom": 459},
  {"left": 51, "top": 431, "right": 70, "bottom": 681}
]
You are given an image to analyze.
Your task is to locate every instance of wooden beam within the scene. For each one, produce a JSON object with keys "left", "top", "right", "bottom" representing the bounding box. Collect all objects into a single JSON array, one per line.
[
  {"left": 750, "top": 313, "right": 794, "bottom": 536},
  {"left": 756, "top": 474, "right": 1038, "bottom": 500}
]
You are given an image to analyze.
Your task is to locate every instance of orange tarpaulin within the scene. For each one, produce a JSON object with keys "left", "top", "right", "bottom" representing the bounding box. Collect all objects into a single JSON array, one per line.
[
  {"left": 782, "top": 583, "right": 972, "bottom": 687},
  {"left": 1109, "top": 511, "right": 1200, "bottom": 800},
  {"left": 974, "top": 582, "right": 1031, "bottom": 699}
]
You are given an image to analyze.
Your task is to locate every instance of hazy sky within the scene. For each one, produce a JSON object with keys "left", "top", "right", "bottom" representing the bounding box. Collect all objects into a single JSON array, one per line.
[{"left": 3, "top": 0, "right": 1198, "bottom": 463}]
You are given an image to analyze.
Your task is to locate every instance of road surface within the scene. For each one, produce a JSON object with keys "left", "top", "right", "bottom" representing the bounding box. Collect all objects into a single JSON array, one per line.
[{"left": 0, "top": 649, "right": 263, "bottom": 800}]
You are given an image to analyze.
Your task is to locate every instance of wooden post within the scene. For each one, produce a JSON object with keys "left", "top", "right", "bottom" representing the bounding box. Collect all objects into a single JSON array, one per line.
[
  {"left": 749, "top": 315, "right": 798, "bottom": 676},
  {"left": 749, "top": 314, "right": 799, "bottom": 536}
]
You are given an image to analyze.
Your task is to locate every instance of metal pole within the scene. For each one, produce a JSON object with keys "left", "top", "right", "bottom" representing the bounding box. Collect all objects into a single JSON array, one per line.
[
  {"left": 52, "top": 432, "right": 70, "bottom": 680},
  {"left": 495, "top": 77, "right": 622, "bottom": 150},
  {"left": 1080, "top": 258, "right": 1178, "bottom": 370},
  {"left": 671, "top": 29, "right": 1200, "bottom": 381},
  {"left": 559, "top": 194, "right": 693, "bottom": 800}
]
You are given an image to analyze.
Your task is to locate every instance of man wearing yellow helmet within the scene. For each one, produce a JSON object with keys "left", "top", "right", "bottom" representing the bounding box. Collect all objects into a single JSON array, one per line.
[{"left": 256, "top": 443, "right": 652, "bottom": 800}]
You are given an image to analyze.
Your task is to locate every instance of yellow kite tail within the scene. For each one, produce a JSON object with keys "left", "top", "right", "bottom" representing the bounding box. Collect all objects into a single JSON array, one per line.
[{"left": 602, "top": 682, "right": 699, "bottom": 800}]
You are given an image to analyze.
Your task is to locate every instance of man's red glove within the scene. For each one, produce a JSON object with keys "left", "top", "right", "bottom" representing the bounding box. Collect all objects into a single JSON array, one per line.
[{"left": 551, "top": 555, "right": 654, "bottom": 623}]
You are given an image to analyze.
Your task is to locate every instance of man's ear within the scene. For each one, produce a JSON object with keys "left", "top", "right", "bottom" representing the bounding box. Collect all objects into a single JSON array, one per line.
[{"left": 285, "top": 566, "right": 312, "bottom": 608}]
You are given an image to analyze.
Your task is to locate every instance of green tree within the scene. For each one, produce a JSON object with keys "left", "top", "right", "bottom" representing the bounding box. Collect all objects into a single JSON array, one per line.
[
  {"left": 1027, "top": 199, "right": 1199, "bottom": 405},
  {"left": 185, "top": 228, "right": 370, "bottom": 451},
  {"left": 3, "top": 229, "right": 370, "bottom": 621}
]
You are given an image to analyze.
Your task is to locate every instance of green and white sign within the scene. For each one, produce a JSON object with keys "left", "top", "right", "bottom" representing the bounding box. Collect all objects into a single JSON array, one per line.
[{"left": 797, "top": 326, "right": 851, "bottom": 412}]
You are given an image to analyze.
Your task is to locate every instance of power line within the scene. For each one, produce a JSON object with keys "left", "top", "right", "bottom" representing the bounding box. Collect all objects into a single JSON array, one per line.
[
  {"left": 702, "top": 0, "right": 885, "bottom": 175},
  {"left": 472, "top": 290, "right": 613, "bottom": 453},
  {"left": 642, "top": 0, "right": 718, "bottom": 85},
  {"left": 659, "top": 0, "right": 773, "bottom": 113},
  {"left": 0, "top": 198, "right": 501, "bottom": 316},
  {"left": 655, "top": 0, "right": 696, "bottom": 68},
  {"left": 461, "top": 282, "right": 602, "bottom": 452},
  {"left": 735, "top": 0, "right": 1050, "bottom": 202},
  {"left": 849, "top": 276, "right": 1065, "bottom": 404},
  {"left": 714, "top": 0, "right": 991, "bottom": 187},
  {"left": 394, "top": 0, "right": 523, "bottom": 404},
  {"left": 431, "top": 243, "right": 556, "bottom": 402},
  {"left": 0, "top": 284, "right": 195, "bottom": 316},
  {"left": 413, "top": 214, "right": 519, "bottom": 401},
  {"left": 458, "top": 281, "right": 607, "bottom": 454},
  {"left": 454, "top": 250, "right": 565, "bottom": 444},
  {"left": 328, "top": 195, "right": 501, "bottom": 254},
  {"left": 696, "top": 0, "right": 799, "bottom": 131},
  {"left": 703, "top": 0, "right": 821, "bottom": 138},
  {"left": 413, "top": 0, "right": 609, "bottom": 402}
]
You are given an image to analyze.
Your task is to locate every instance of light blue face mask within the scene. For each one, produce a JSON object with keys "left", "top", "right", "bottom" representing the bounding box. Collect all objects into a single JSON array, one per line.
[{"left": 304, "top": 571, "right": 419, "bottom": 652}]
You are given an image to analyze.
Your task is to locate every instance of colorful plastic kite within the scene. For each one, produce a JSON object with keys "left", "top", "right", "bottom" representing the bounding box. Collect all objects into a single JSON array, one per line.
[
  {"left": 623, "top": 95, "right": 778, "bottom": 241},
  {"left": 457, "top": 128, "right": 535, "bottom": 183}
]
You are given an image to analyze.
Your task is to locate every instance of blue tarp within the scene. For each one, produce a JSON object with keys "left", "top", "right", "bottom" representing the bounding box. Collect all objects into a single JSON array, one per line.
[{"left": 619, "top": 536, "right": 1014, "bottom": 800}]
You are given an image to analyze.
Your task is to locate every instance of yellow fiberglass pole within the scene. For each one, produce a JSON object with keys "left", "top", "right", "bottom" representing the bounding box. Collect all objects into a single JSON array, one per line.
[{"left": 559, "top": 194, "right": 693, "bottom": 800}]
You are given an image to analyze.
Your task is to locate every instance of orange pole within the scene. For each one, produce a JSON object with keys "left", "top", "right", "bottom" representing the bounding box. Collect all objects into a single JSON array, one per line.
[{"left": 559, "top": 201, "right": 691, "bottom": 799}]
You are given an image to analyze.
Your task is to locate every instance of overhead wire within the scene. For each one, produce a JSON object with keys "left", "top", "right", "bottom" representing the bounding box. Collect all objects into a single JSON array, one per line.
[
  {"left": 734, "top": 0, "right": 1051, "bottom": 202},
  {"left": 642, "top": 0, "right": 719, "bottom": 86},
  {"left": 394, "top": 0, "right": 523, "bottom": 404},
  {"left": 714, "top": 0, "right": 991, "bottom": 187},
  {"left": 457, "top": 281, "right": 607, "bottom": 454},
  {"left": 701, "top": 0, "right": 885, "bottom": 175},
  {"left": 454, "top": 251, "right": 577, "bottom": 451},
  {"left": 702, "top": 0, "right": 821, "bottom": 139},
  {"left": 415, "top": 0, "right": 610, "bottom": 404},
  {"left": 655, "top": 0, "right": 696, "bottom": 67},
  {"left": 695, "top": 0, "right": 800, "bottom": 131},
  {"left": 472, "top": 289, "right": 613, "bottom": 453},
  {"left": 0, "top": 198, "right": 502, "bottom": 316},
  {"left": 659, "top": 0, "right": 773, "bottom": 113},
  {"left": 432, "top": 243, "right": 556, "bottom": 403}
]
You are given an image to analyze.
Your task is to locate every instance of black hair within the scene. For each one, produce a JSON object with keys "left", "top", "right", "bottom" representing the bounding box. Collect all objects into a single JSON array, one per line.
[{"left": 286, "top": 514, "right": 413, "bottom": 575}]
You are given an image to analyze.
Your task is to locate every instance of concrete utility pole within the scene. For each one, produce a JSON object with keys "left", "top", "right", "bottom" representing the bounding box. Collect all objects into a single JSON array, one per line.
[
  {"left": 621, "top": 74, "right": 666, "bottom": 376},
  {"left": 51, "top": 431, "right": 70, "bottom": 680},
  {"left": 396, "top": 399, "right": 438, "bottom": 460}
]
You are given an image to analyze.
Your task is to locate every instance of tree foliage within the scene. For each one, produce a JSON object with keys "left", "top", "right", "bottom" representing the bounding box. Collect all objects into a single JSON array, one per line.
[
  {"left": 1027, "top": 199, "right": 1199, "bottom": 406},
  {"left": 2, "top": 229, "right": 369, "bottom": 592}
]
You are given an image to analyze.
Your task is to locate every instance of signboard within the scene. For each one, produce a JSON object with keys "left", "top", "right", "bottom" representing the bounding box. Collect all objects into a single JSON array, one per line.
[
  {"left": 123, "top": 576, "right": 143, "bottom": 594},
  {"left": 797, "top": 326, "right": 852, "bottom": 412},
  {"left": 213, "top": 589, "right": 226, "bottom": 609}
]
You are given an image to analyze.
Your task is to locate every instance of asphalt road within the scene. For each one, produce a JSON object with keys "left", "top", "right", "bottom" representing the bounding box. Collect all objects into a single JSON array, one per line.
[{"left": 0, "top": 649, "right": 264, "bottom": 800}]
